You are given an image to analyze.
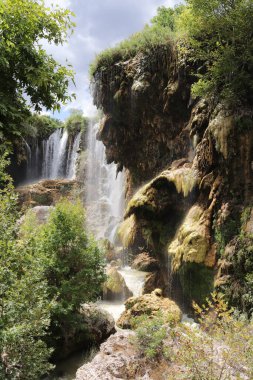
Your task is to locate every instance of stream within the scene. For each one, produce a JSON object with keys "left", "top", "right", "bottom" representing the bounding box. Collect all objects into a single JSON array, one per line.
[
  {"left": 48, "top": 121, "right": 147, "bottom": 379},
  {"left": 49, "top": 266, "right": 147, "bottom": 380}
]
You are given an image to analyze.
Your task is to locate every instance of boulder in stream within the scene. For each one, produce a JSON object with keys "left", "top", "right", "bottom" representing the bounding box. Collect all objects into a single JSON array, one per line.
[
  {"left": 117, "top": 288, "right": 182, "bottom": 329},
  {"left": 103, "top": 267, "right": 133, "bottom": 301}
]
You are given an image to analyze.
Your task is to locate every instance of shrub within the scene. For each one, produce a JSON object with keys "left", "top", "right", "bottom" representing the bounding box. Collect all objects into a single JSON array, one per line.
[
  {"left": 172, "top": 293, "right": 253, "bottom": 379},
  {"left": 64, "top": 109, "right": 88, "bottom": 135},
  {"left": 34, "top": 199, "right": 106, "bottom": 347},
  {"left": 90, "top": 24, "right": 174, "bottom": 77},
  {"left": 0, "top": 156, "right": 52, "bottom": 379},
  {"left": 131, "top": 313, "right": 170, "bottom": 360},
  {"left": 176, "top": 0, "right": 253, "bottom": 106}
]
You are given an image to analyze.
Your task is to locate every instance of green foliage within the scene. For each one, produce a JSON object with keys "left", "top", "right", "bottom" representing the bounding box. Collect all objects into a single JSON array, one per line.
[
  {"left": 0, "top": 156, "right": 53, "bottom": 379},
  {"left": 171, "top": 293, "right": 253, "bottom": 379},
  {"left": 23, "top": 113, "right": 63, "bottom": 139},
  {"left": 0, "top": 0, "right": 75, "bottom": 139},
  {"left": 179, "top": 263, "right": 214, "bottom": 305},
  {"left": 33, "top": 199, "right": 106, "bottom": 346},
  {"left": 177, "top": 0, "right": 253, "bottom": 105},
  {"left": 131, "top": 313, "right": 169, "bottom": 360},
  {"left": 221, "top": 233, "right": 253, "bottom": 317},
  {"left": 216, "top": 207, "right": 253, "bottom": 316},
  {"left": 214, "top": 215, "right": 240, "bottom": 257},
  {"left": 0, "top": 157, "right": 105, "bottom": 376},
  {"left": 90, "top": 23, "right": 173, "bottom": 77},
  {"left": 64, "top": 109, "right": 88, "bottom": 135},
  {"left": 151, "top": 5, "right": 184, "bottom": 31}
]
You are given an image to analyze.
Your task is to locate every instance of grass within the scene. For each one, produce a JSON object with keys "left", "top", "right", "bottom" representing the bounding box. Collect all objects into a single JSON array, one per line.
[{"left": 89, "top": 25, "right": 174, "bottom": 77}]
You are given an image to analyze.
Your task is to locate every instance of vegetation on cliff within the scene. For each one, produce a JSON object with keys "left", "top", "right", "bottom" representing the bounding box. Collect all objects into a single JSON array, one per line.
[{"left": 91, "top": 0, "right": 253, "bottom": 108}]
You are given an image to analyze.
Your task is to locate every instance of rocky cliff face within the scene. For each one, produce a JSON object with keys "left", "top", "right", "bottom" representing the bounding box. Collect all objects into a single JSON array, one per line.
[
  {"left": 92, "top": 44, "right": 253, "bottom": 310},
  {"left": 93, "top": 46, "right": 192, "bottom": 187}
]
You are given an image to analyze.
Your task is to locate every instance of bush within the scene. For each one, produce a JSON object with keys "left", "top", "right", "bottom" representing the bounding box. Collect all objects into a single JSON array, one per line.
[
  {"left": 90, "top": 24, "right": 174, "bottom": 77},
  {"left": 131, "top": 313, "right": 169, "bottom": 360},
  {"left": 171, "top": 293, "right": 253, "bottom": 379},
  {"left": 0, "top": 157, "right": 106, "bottom": 377},
  {"left": 0, "top": 156, "right": 52, "bottom": 379},
  {"left": 23, "top": 114, "right": 63, "bottom": 139},
  {"left": 176, "top": 0, "right": 253, "bottom": 106},
  {"left": 33, "top": 199, "right": 106, "bottom": 348},
  {"left": 64, "top": 109, "right": 88, "bottom": 135}
]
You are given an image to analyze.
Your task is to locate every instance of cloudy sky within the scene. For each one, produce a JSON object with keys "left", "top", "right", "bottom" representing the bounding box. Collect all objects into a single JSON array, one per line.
[{"left": 45, "top": 0, "right": 180, "bottom": 119}]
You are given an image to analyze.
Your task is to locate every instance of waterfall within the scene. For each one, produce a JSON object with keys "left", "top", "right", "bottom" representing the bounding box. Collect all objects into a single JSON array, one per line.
[
  {"left": 22, "top": 128, "right": 81, "bottom": 184},
  {"left": 66, "top": 131, "right": 81, "bottom": 179},
  {"left": 85, "top": 120, "right": 147, "bottom": 323},
  {"left": 85, "top": 121, "right": 125, "bottom": 242},
  {"left": 42, "top": 128, "right": 69, "bottom": 179}
]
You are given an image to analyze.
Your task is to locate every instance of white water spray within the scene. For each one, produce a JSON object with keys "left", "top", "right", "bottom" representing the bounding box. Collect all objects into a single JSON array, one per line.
[
  {"left": 42, "top": 128, "right": 69, "bottom": 179},
  {"left": 66, "top": 131, "right": 81, "bottom": 179},
  {"left": 85, "top": 121, "right": 125, "bottom": 242}
]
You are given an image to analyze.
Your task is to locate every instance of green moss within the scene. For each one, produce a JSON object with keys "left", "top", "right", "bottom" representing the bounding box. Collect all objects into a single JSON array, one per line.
[
  {"left": 126, "top": 166, "right": 198, "bottom": 217},
  {"left": 164, "top": 167, "right": 198, "bottom": 197},
  {"left": 213, "top": 210, "right": 240, "bottom": 257},
  {"left": 118, "top": 214, "right": 138, "bottom": 248},
  {"left": 168, "top": 205, "right": 210, "bottom": 271},
  {"left": 179, "top": 263, "right": 214, "bottom": 304}
]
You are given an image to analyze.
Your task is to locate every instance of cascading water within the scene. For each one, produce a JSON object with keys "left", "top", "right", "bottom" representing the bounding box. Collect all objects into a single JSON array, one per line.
[
  {"left": 85, "top": 120, "right": 147, "bottom": 322},
  {"left": 85, "top": 121, "right": 125, "bottom": 241},
  {"left": 66, "top": 131, "right": 82, "bottom": 179},
  {"left": 42, "top": 128, "right": 69, "bottom": 179},
  {"left": 22, "top": 128, "right": 81, "bottom": 183}
]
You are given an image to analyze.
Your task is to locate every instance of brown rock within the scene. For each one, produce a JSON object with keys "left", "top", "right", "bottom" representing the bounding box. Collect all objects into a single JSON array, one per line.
[
  {"left": 131, "top": 252, "right": 159, "bottom": 272},
  {"left": 143, "top": 271, "right": 164, "bottom": 294},
  {"left": 17, "top": 179, "right": 76, "bottom": 208}
]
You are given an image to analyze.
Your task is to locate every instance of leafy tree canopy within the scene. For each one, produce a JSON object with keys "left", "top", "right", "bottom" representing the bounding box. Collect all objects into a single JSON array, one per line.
[
  {"left": 23, "top": 113, "right": 63, "bottom": 139},
  {"left": 0, "top": 0, "right": 75, "bottom": 140},
  {"left": 177, "top": 0, "right": 253, "bottom": 105},
  {"left": 64, "top": 109, "right": 88, "bottom": 135}
]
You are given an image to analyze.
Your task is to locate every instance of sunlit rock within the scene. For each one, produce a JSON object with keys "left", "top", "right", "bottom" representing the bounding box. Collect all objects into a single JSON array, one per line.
[
  {"left": 168, "top": 204, "right": 211, "bottom": 271},
  {"left": 117, "top": 289, "right": 182, "bottom": 329},
  {"left": 103, "top": 267, "right": 133, "bottom": 301}
]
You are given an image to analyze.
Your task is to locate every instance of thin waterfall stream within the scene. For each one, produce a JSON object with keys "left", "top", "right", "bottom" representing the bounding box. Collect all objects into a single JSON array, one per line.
[{"left": 85, "top": 120, "right": 147, "bottom": 322}]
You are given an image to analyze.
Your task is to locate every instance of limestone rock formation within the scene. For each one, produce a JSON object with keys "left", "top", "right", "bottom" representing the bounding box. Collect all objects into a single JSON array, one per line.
[
  {"left": 17, "top": 179, "right": 76, "bottom": 208},
  {"left": 54, "top": 304, "right": 115, "bottom": 360},
  {"left": 117, "top": 289, "right": 182, "bottom": 329},
  {"left": 93, "top": 48, "right": 192, "bottom": 184},
  {"left": 75, "top": 330, "right": 137, "bottom": 380},
  {"left": 91, "top": 36, "right": 253, "bottom": 312}
]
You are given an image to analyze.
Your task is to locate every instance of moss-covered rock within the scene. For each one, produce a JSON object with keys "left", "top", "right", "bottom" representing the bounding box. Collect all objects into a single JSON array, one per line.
[
  {"left": 178, "top": 263, "right": 214, "bottom": 305},
  {"left": 117, "top": 289, "right": 182, "bottom": 329},
  {"left": 168, "top": 204, "right": 211, "bottom": 272},
  {"left": 125, "top": 164, "right": 199, "bottom": 218},
  {"left": 118, "top": 214, "right": 139, "bottom": 248}
]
